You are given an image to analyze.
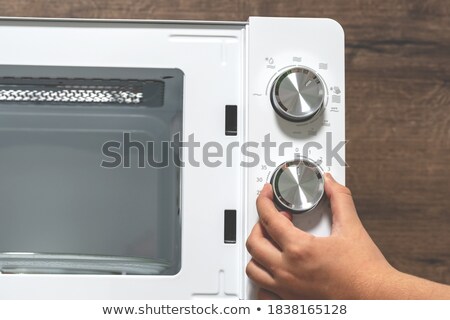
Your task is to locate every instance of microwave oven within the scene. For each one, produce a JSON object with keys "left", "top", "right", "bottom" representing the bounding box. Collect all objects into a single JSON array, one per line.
[{"left": 0, "top": 16, "right": 345, "bottom": 299}]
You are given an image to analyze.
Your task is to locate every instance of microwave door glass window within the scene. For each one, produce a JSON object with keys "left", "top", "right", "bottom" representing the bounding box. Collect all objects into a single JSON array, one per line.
[{"left": 0, "top": 66, "right": 183, "bottom": 275}]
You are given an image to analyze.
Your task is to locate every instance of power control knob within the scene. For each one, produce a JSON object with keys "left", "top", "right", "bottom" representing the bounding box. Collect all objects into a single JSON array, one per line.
[
  {"left": 270, "top": 158, "right": 325, "bottom": 214},
  {"left": 270, "top": 67, "right": 325, "bottom": 122}
]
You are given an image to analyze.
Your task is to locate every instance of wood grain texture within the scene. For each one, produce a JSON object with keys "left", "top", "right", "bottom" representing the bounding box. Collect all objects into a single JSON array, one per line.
[{"left": 0, "top": 0, "right": 449, "bottom": 284}]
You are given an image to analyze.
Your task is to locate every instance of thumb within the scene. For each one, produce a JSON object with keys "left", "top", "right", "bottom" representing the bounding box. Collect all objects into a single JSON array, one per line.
[{"left": 324, "top": 173, "right": 361, "bottom": 234}]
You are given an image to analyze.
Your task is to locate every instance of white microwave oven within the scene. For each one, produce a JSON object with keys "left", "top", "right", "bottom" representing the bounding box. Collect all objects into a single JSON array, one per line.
[{"left": 0, "top": 16, "right": 345, "bottom": 299}]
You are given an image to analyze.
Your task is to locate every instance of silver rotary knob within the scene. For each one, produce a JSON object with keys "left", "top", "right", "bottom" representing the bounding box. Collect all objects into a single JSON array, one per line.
[
  {"left": 270, "top": 67, "right": 325, "bottom": 122},
  {"left": 270, "top": 158, "right": 325, "bottom": 214}
]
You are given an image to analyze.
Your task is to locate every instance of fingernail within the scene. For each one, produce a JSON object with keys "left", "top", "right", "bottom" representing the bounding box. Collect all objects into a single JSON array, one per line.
[{"left": 325, "top": 173, "right": 335, "bottom": 182}]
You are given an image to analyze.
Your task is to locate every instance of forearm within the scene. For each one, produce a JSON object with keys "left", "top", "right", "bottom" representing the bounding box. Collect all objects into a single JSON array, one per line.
[{"left": 366, "top": 269, "right": 450, "bottom": 300}]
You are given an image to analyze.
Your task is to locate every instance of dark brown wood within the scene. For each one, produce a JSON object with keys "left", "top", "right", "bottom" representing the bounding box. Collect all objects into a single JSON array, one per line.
[{"left": 0, "top": 0, "right": 449, "bottom": 285}]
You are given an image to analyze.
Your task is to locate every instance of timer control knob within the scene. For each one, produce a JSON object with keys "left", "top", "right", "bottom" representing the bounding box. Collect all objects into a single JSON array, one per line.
[
  {"left": 270, "top": 157, "right": 325, "bottom": 214},
  {"left": 270, "top": 67, "right": 325, "bottom": 122}
]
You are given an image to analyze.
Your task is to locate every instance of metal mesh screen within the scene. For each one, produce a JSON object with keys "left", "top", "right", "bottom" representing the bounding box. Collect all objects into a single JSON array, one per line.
[{"left": 0, "top": 78, "right": 165, "bottom": 107}]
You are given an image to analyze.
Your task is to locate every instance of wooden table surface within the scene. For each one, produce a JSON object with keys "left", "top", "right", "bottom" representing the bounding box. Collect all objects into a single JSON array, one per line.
[{"left": 1, "top": 0, "right": 449, "bottom": 285}]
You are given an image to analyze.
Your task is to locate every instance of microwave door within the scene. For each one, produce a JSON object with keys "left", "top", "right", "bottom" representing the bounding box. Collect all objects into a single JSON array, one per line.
[{"left": 0, "top": 65, "right": 183, "bottom": 276}]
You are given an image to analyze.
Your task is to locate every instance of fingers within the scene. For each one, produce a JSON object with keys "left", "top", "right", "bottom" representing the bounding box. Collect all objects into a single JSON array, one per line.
[
  {"left": 279, "top": 210, "right": 293, "bottom": 222},
  {"left": 260, "top": 182, "right": 275, "bottom": 200},
  {"left": 257, "top": 184, "right": 306, "bottom": 248},
  {"left": 246, "top": 259, "right": 276, "bottom": 290},
  {"left": 246, "top": 222, "right": 282, "bottom": 268},
  {"left": 324, "top": 173, "right": 361, "bottom": 234},
  {"left": 257, "top": 288, "right": 281, "bottom": 300}
]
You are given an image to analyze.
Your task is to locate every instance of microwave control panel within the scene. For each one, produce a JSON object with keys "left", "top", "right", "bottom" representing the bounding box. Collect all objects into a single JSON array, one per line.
[{"left": 245, "top": 17, "right": 345, "bottom": 298}]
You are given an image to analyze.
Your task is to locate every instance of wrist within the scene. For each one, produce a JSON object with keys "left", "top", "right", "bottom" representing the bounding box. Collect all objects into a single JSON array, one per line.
[
  {"left": 353, "top": 265, "right": 402, "bottom": 299},
  {"left": 370, "top": 267, "right": 408, "bottom": 299},
  {"left": 389, "top": 271, "right": 450, "bottom": 299},
  {"left": 358, "top": 267, "right": 450, "bottom": 299}
]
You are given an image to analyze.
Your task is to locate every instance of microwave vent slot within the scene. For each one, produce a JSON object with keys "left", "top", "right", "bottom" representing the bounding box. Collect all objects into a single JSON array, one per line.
[{"left": 0, "top": 78, "right": 165, "bottom": 107}]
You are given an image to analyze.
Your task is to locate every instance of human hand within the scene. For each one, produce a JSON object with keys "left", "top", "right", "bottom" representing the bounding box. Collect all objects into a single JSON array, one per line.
[{"left": 246, "top": 173, "right": 396, "bottom": 299}]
